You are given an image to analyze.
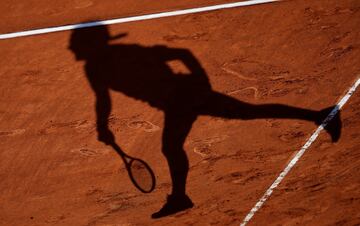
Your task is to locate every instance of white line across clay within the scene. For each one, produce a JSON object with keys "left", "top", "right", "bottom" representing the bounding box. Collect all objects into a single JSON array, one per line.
[
  {"left": 0, "top": 0, "right": 279, "bottom": 40},
  {"left": 240, "top": 77, "right": 360, "bottom": 226}
]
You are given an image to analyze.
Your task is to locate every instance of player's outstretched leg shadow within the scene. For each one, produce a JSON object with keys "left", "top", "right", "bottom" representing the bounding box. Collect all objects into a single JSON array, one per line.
[
  {"left": 151, "top": 91, "right": 342, "bottom": 219},
  {"left": 199, "top": 92, "right": 342, "bottom": 142}
]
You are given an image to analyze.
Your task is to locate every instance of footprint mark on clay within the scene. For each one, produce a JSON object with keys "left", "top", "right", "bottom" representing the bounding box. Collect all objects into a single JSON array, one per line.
[
  {"left": 74, "top": 0, "right": 93, "bottom": 8},
  {"left": 193, "top": 146, "right": 211, "bottom": 157},
  {"left": 221, "top": 67, "right": 257, "bottom": 81},
  {"left": 40, "top": 120, "right": 94, "bottom": 134},
  {"left": 188, "top": 135, "right": 229, "bottom": 157},
  {"left": 0, "top": 129, "right": 26, "bottom": 136},
  {"left": 71, "top": 148, "right": 101, "bottom": 157},
  {"left": 73, "top": 120, "right": 93, "bottom": 129},
  {"left": 126, "top": 120, "right": 160, "bottom": 132},
  {"left": 228, "top": 87, "right": 259, "bottom": 99}
]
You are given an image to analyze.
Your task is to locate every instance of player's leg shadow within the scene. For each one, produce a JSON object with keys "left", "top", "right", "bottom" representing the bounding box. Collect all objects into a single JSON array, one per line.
[{"left": 151, "top": 90, "right": 342, "bottom": 218}]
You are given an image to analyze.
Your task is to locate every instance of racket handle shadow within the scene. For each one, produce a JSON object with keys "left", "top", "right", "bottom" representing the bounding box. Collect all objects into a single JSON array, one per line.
[{"left": 109, "top": 142, "right": 127, "bottom": 157}]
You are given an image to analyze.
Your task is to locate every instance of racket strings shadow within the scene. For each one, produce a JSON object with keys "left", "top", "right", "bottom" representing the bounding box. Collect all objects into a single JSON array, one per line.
[{"left": 111, "top": 142, "right": 156, "bottom": 193}]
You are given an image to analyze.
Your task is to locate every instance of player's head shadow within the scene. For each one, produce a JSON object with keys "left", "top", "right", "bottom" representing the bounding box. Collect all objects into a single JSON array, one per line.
[
  {"left": 69, "top": 25, "right": 127, "bottom": 60},
  {"left": 68, "top": 24, "right": 342, "bottom": 219}
]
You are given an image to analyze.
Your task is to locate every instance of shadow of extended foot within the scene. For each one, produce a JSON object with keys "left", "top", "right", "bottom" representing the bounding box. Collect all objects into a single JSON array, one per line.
[
  {"left": 151, "top": 194, "right": 194, "bottom": 219},
  {"left": 317, "top": 106, "right": 342, "bottom": 142}
]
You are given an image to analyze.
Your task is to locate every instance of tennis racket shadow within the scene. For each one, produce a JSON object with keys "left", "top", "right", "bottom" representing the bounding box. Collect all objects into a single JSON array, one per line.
[{"left": 110, "top": 142, "right": 156, "bottom": 193}]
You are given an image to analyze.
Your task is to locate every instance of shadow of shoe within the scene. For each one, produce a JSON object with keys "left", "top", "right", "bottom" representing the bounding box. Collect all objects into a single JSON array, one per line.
[
  {"left": 151, "top": 194, "right": 194, "bottom": 219},
  {"left": 317, "top": 106, "right": 342, "bottom": 142}
]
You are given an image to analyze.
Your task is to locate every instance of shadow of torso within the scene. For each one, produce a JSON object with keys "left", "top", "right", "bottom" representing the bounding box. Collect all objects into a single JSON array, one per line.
[{"left": 85, "top": 44, "right": 212, "bottom": 112}]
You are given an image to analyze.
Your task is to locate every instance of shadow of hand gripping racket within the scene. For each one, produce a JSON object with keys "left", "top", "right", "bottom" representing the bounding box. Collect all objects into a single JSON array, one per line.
[{"left": 109, "top": 141, "right": 156, "bottom": 193}]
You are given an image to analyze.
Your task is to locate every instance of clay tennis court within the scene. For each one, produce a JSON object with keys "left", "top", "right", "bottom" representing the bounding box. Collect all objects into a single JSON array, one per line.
[{"left": 1, "top": 0, "right": 360, "bottom": 225}]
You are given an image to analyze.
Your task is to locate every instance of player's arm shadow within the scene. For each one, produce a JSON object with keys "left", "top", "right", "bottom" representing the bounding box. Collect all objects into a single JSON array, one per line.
[{"left": 68, "top": 25, "right": 342, "bottom": 218}]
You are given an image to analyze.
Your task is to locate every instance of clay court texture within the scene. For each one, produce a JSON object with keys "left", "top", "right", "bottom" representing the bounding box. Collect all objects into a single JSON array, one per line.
[{"left": 1, "top": 0, "right": 360, "bottom": 225}]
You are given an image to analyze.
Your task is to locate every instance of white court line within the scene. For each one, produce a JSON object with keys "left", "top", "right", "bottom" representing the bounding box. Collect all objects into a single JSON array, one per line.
[
  {"left": 240, "top": 77, "right": 360, "bottom": 226},
  {"left": 0, "top": 0, "right": 279, "bottom": 40}
]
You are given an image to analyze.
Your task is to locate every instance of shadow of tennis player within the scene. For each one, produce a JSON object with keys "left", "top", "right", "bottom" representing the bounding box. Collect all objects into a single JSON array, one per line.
[{"left": 68, "top": 25, "right": 341, "bottom": 218}]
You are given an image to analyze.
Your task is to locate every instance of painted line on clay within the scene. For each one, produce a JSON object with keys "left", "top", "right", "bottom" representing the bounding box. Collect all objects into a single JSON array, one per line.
[
  {"left": 0, "top": 0, "right": 279, "bottom": 39},
  {"left": 240, "top": 77, "right": 360, "bottom": 226}
]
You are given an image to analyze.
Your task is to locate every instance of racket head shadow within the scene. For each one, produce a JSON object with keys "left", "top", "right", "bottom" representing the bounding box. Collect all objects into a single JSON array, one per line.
[{"left": 127, "top": 158, "right": 156, "bottom": 193}]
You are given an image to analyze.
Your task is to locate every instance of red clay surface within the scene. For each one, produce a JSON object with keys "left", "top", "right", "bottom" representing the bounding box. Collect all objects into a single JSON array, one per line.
[
  {"left": 0, "top": 0, "right": 247, "bottom": 33},
  {"left": 1, "top": 0, "right": 360, "bottom": 225}
]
